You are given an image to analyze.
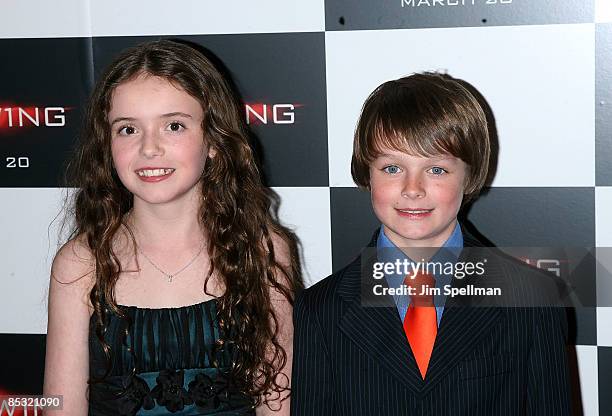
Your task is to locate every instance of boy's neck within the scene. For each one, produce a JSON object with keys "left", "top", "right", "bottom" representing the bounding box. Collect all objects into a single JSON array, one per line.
[{"left": 380, "top": 220, "right": 461, "bottom": 261}]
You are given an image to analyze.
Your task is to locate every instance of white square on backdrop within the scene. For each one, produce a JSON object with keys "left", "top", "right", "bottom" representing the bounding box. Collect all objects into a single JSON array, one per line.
[
  {"left": 326, "top": 24, "right": 595, "bottom": 188},
  {"left": 597, "top": 307, "right": 612, "bottom": 347},
  {"left": 596, "top": 187, "right": 612, "bottom": 246},
  {"left": 0, "top": 188, "right": 69, "bottom": 334},
  {"left": 575, "top": 345, "right": 600, "bottom": 416},
  {"left": 0, "top": 0, "right": 92, "bottom": 39},
  {"left": 273, "top": 187, "right": 332, "bottom": 287},
  {"left": 90, "top": 0, "right": 325, "bottom": 36},
  {"left": 596, "top": 0, "right": 612, "bottom": 23}
]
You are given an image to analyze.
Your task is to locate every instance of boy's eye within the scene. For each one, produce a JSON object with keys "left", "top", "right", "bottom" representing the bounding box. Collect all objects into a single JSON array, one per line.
[
  {"left": 167, "top": 122, "right": 185, "bottom": 132},
  {"left": 383, "top": 165, "right": 402, "bottom": 174},
  {"left": 428, "top": 166, "right": 447, "bottom": 175},
  {"left": 118, "top": 125, "right": 137, "bottom": 135}
]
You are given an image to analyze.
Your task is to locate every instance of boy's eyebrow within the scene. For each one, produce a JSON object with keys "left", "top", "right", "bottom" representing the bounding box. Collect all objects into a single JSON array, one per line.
[
  {"left": 428, "top": 156, "right": 457, "bottom": 162},
  {"left": 376, "top": 153, "right": 401, "bottom": 159},
  {"left": 110, "top": 112, "right": 193, "bottom": 126},
  {"left": 376, "top": 153, "right": 454, "bottom": 160}
]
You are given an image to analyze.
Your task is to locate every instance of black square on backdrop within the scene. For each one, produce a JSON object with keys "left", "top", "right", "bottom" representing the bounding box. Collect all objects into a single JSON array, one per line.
[
  {"left": 599, "top": 346, "right": 612, "bottom": 415},
  {"left": 330, "top": 186, "right": 595, "bottom": 271},
  {"left": 464, "top": 187, "right": 595, "bottom": 247},
  {"left": 330, "top": 186, "right": 379, "bottom": 272},
  {"left": 567, "top": 307, "right": 597, "bottom": 347},
  {"left": 0, "top": 37, "right": 93, "bottom": 187},
  {"left": 93, "top": 33, "right": 328, "bottom": 187},
  {"left": 465, "top": 187, "right": 597, "bottom": 345},
  {"left": 0, "top": 334, "right": 46, "bottom": 394}
]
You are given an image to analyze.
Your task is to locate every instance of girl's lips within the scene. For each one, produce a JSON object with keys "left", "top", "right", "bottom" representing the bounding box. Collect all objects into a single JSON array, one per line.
[{"left": 136, "top": 170, "right": 174, "bottom": 182}]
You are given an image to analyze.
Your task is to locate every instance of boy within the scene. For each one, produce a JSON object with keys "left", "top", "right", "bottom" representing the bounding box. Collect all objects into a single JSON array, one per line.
[{"left": 291, "top": 73, "right": 571, "bottom": 415}]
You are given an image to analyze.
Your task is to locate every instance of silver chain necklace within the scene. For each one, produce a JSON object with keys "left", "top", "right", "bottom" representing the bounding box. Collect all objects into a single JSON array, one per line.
[{"left": 136, "top": 242, "right": 205, "bottom": 282}]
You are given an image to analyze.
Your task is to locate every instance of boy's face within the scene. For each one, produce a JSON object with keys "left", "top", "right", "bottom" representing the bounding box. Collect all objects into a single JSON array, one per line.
[{"left": 369, "top": 148, "right": 467, "bottom": 248}]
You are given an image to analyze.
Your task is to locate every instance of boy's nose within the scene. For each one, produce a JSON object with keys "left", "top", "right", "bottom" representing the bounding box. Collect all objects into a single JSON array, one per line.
[
  {"left": 140, "top": 130, "right": 164, "bottom": 158},
  {"left": 401, "top": 176, "right": 425, "bottom": 199}
]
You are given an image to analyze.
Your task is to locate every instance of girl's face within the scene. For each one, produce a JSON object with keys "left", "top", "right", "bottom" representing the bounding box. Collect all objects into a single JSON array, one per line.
[{"left": 108, "top": 74, "right": 214, "bottom": 208}]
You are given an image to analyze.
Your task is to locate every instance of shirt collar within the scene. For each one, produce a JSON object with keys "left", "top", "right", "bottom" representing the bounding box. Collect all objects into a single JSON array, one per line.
[{"left": 376, "top": 222, "right": 464, "bottom": 284}]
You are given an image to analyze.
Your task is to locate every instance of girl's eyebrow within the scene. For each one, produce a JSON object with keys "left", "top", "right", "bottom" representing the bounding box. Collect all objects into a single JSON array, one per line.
[
  {"left": 160, "top": 112, "right": 193, "bottom": 119},
  {"left": 110, "top": 112, "right": 193, "bottom": 126},
  {"left": 110, "top": 116, "right": 136, "bottom": 126}
]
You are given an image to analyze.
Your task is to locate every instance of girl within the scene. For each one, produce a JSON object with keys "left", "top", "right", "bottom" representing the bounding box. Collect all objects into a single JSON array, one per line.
[{"left": 43, "top": 40, "right": 301, "bottom": 415}]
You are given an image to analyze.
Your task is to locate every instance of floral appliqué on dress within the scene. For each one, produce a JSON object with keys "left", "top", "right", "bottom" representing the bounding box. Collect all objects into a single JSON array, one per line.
[{"left": 117, "top": 369, "right": 236, "bottom": 415}]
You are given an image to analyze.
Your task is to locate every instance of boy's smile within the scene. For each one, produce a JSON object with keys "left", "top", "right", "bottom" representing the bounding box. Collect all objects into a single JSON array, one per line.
[{"left": 369, "top": 149, "right": 467, "bottom": 248}]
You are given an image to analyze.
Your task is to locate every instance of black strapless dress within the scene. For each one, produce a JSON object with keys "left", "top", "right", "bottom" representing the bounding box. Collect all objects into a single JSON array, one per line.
[{"left": 88, "top": 299, "right": 255, "bottom": 415}]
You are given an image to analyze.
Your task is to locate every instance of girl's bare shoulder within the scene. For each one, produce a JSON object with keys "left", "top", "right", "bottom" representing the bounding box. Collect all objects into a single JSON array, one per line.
[{"left": 51, "top": 235, "right": 96, "bottom": 296}]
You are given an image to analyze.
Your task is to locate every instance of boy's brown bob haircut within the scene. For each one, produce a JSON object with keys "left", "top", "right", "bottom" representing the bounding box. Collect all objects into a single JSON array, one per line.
[{"left": 351, "top": 72, "right": 490, "bottom": 203}]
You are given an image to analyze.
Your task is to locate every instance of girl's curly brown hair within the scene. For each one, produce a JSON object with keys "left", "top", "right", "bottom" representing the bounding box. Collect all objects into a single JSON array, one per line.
[{"left": 64, "top": 39, "right": 302, "bottom": 407}]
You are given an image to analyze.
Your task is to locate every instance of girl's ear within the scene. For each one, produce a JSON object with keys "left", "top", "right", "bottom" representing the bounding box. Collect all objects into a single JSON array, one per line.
[{"left": 208, "top": 146, "right": 217, "bottom": 159}]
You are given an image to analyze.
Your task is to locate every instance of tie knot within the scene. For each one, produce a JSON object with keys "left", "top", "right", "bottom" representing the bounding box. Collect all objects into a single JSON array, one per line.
[
  {"left": 404, "top": 271, "right": 435, "bottom": 286},
  {"left": 404, "top": 271, "right": 435, "bottom": 306}
]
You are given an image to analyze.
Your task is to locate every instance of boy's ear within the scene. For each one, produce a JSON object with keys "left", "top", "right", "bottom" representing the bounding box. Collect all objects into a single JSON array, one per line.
[{"left": 461, "top": 168, "right": 471, "bottom": 194}]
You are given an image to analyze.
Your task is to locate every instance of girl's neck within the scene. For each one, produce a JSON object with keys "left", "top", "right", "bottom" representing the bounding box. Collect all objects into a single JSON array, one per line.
[{"left": 126, "top": 199, "right": 205, "bottom": 250}]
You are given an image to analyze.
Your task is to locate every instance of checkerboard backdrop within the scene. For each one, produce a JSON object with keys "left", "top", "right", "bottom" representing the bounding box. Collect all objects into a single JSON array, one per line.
[{"left": 0, "top": 0, "right": 610, "bottom": 414}]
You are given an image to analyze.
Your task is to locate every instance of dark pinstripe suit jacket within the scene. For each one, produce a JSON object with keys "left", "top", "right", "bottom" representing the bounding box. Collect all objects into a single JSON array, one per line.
[{"left": 291, "top": 228, "right": 571, "bottom": 416}]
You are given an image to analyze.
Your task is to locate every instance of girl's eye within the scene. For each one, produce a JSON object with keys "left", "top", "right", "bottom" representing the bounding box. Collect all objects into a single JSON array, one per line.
[
  {"left": 118, "top": 125, "right": 137, "bottom": 135},
  {"left": 429, "top": 166, "right": 448, "bottom": 175},
  {"left": 168, "top": 122, "right": 185, "bottom": 132},
  {"left": 383, "top": 165, "right": 401, "bottom": 174}
]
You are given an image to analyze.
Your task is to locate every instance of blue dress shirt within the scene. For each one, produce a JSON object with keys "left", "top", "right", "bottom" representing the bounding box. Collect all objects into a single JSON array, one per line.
[{"left": 376, "top": 223, "right": 463, "bottom": 326}]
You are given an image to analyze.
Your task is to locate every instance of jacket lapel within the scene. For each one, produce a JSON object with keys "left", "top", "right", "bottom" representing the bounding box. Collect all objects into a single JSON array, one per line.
[
  {"left": 336, "top": 230, "right": 426, "bottom": 393},
  {"left": 421, "top": 300, "right": 503, "bottom": 393},
  {"left": 420, "top": 227, "right": 504, "bottom": 393}
]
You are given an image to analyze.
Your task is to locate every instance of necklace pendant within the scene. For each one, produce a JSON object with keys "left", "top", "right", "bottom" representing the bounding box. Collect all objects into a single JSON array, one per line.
[{"left": 136, "top": 240, "right": 205, "bottom": 284}]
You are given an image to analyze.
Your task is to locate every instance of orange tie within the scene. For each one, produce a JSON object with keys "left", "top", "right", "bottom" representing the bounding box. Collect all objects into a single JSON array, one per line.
[{"left": 403, "top": 272, "right": 437, "bottom": 379}]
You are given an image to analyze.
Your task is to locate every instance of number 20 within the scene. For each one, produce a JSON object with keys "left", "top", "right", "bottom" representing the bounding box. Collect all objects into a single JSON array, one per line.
[{"left": 6, "top": 157, "right": 30, "bottom": 168}]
